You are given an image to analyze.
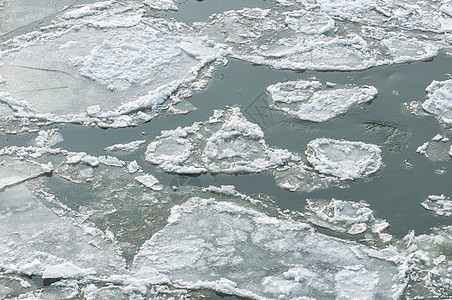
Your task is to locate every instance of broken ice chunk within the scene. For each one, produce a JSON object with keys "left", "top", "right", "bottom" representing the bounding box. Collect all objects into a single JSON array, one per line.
[
  {"left": 305, "top": 138, "right": 382, "bottom": 180},
  {"left": 135, "top": 174, "right": 163, "bottom": 191},
  {"left": 422, "top": 79, "right": 452, "bottom": 126},
  {"left": 103, "top": 140, "right": 146, "bottom": 152},
  {"left": 146, "top": 107, "right": 294, "bottom": 174},
  {"left": 304, "top": 199, "right": 380, "bottom": 235},
  {"left": 133, "top": 197, "right": 405, "bottom": 299},
  {"left": 267, "top": 80, "right": 377, "bottom": 122},
  {"left": 421, "top": 195, "right": 452, "bottom": 216},
  {"left": 34, "top": 129, "right": 64, "bottom": 148}
]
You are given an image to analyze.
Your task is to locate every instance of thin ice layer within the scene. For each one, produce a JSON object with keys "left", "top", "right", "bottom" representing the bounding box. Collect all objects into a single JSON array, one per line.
[
  {"left": 267, "top": 80, "right": 377, "bottom": 122},
  {"left": 422, "top": 79, "right": 452, "bottom": 126},
  {"left": 306, "top": 138, "right": 382, "bottom": 180},
  {"left": 421, "top": 195, "right": 452, "bottom": 216},
  {"left": 134, "top": 197, "right": 405, "bottom": 299},
  {"left": 145, "top": 107, "right": 293, "bottom": 174},
  {"left": 0, "top": 2, "right": 224, "bottom": 128}
]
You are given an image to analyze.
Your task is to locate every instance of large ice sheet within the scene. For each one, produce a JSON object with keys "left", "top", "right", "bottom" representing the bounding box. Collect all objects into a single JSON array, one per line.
[
  {"left": 194, "top": 6, "right": 442, "bottom": 72},
  {"left": 421, "top": 194, "right": 452, "bottom": 216},
  {"left": 146, "top": 107, "right": 294, "bottom": 174},
  {"left": 0, "top": 2, "right": 224, "bottom": 128},
  {"left": 134, "top": 197, "right": 406, "bottom": 299},
  {"left": 422, "top": 79, "right": 452, "bottom": 126},
  {"left": 0, "top": 183, "right": 126, "bottom": 279},
  {"left": 305, "top": 138, "right": 382, "bottom": 180},
  {"left": 267, "top": 79, "right": 377, "bottom": 122}
]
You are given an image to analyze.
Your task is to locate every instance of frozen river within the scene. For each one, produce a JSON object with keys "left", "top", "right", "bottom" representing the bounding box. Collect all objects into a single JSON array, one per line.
[{"left": 0, "top": 0, "right": 451, "bottom": 299}]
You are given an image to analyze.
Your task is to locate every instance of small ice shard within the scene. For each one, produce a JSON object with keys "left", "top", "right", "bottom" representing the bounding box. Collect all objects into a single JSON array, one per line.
[
  {"left": 127, "top": 160, "right": 141, "bottom": 174},
  {"left": 267, "top": 80, "right": 377, "bottom": 122},
  {"left": 143, "top": 0, "right": 178, "bottom": 11},
  {"left": 42, "top": 262, "right": 95, "bottom": 279},
  {"left": 421, "top": 194, "right": 452, "bottom": 216},
  {"left": 422, "top": 79, "right": 452, "bottom": 125},
  {"left": 41, "top": 162, "right": 54, "bottom": 174},
  {"left": 431, "top": 134, "right": 449, "bottom": 142},
  {"left": 133, "top": 197, "right": 405, "bottom": 299},
  {"left": 103, "top": 140, "right": 146, "bottom": 152},
  {"left": 303, "top": 199, "right": 389, "bottom": 235},
  {"left": 135, "top": 174, "right": 163, "bottom": 191},
  {"left": 146, "top": 107, "right": 294, "bottom": 174},
  {"left": 305, "top": 138, "right": 382, "bottom": 180},
  {"left": 416, "top": 142, "right": 429, "bottom": 156}
]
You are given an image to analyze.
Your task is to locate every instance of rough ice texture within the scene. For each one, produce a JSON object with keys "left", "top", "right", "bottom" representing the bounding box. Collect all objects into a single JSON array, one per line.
[
  {"left": 305, "top": 138, "right": 382, "bottom": 180},
  {"left": 304, "top": 199, "right": 391, "bottom": 235},
  {"left": 0, "top": 2, "right": 225, "bottom": 128},
  {"left": 103, "top": 140, "right": 146, "bottom": 152},
  {"left": 145, "top": 107, "right": 294, "bottom": 174},
  {"left": 133, "top": 197, "right": 405, "bottom": 299},
  {"left": 0, "top": 183, "right": 125, "bottom": 278},
  {"left": 422, "top": 79, "right": 452, "bottom": 126},
  {"left": 267, "top": 79, "right": 377, "bottom": 122},
  {"left": 422, "top": 194, "right": 452, "bottom": 216},
  {"left": 399, "top": 227, "right": 452, "bottom": 298},
  {"left": 143, "top": 0, "right": 178, "bottom": 11},
  {"left": 194, "top": 5, "right": 443, "bottom": 72}
]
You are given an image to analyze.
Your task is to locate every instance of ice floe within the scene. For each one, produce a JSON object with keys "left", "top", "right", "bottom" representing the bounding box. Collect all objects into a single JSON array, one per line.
[
  {"left": 422, "top": 194, "right": 452, "bottom": 216},
  {"left": 305, "top": 138, "right": 383, "bottom": 180},
  {"left": 267, "top": 79, "right": 377, "bottom": 122},
  {"left": 146, "top": 107, "right": 294, "bottom": 174},
  {"left": 0, "top": 2, "right": 225, "bottom": 129},
  {"left": 143, "top": 0, "right": 178, "bottom": 11},
  {"left": 422, "top": 79, "right": 452, "bottom": 126},
  {"left": 304, "top": 198, "right": 390, "bottom": 238},
  {"left": 133, "top": 197, "right": 407, "bottom": 299},
  {"left": 194, "top": 5, "right": 443, "bottom": 72}
]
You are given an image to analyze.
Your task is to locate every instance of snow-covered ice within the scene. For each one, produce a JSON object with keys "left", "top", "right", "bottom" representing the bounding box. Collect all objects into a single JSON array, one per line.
[
  {"left": 304, "top": 198, "right": 390, "bottom": 236},
  {"left": 267, "top": 79, "right": 377, "bottom": 122},
  {"left": 0, "top": 2, "right": 225, "bottom": 128},
  {"left": 143, "top": 0, "right": 178, "bottom": 11},
  {"left": 305, "top": 138, "right": 383, "bottom": 180},
  {"left": 422, "top": 194, "right": 452, "bottom": 216},
  {"left": 133, "top": 197, "right": 406, "bottom": 299},
  {"left": 422, "top": 79, "right": 452, "bottom": 126},
  {"left": 146, "top": 107, "right": 294, "bottom": 174}
]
